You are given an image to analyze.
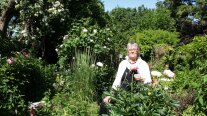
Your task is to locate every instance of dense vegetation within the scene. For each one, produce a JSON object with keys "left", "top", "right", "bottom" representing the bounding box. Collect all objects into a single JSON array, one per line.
[{"left": 0, "top": 0, "right": 207, "bottom": 115}]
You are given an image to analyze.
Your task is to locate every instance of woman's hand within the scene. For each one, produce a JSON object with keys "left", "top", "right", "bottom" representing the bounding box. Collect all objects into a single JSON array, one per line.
[
  {"left": 103, "top": 96, "right": 111, "bottom": 104},
  {"left": 134, "top": 74, "right": 143, "bottom": 81}
]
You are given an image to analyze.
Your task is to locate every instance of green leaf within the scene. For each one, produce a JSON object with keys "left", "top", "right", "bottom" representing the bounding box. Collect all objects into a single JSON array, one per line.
[
  {"left": 203, "top": 75, "right": 207, "bottom": 83},
  {"left": 199, "top": 97, "right": 204, "bottom": 106}
]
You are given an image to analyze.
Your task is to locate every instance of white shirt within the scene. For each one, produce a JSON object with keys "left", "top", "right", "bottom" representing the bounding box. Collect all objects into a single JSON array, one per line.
[{"left": 112, "top": 57, "right": 152, "bottom": 90}]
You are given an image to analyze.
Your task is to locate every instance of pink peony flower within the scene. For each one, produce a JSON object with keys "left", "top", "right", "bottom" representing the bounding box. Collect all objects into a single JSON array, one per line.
[
  {"left": 6, "top": 57, "right": 15, "bottom": 64},
  {"left": 130, "top": 64, "right": 138, "bottom": 71}
]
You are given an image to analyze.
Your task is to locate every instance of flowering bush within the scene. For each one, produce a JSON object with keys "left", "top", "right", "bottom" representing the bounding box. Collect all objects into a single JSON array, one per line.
[
  {"left": 0, "top": 53, "right": 55, "bottom": 115},
  {"left": 58, "top": 18, "right": 115, "bottom": 68}
]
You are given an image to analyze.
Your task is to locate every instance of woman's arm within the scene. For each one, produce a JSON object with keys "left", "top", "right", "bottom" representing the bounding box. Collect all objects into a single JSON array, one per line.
[{"left": 112, "top": 61, "right": 126, "bottom": 90}]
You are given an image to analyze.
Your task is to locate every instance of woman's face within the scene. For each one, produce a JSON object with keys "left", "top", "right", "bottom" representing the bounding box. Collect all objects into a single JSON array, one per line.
[{"left": 128, "top": 46, "right": 138, "bottom": 61}]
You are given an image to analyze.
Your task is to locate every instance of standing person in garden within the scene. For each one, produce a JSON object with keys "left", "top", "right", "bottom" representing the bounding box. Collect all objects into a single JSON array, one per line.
[{"left": 99, "top": 42, "right": 152, "bottom": 115}]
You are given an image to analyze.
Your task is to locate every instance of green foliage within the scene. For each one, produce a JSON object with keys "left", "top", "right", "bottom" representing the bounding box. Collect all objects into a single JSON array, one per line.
[
  {"left": 131, "top": 30, "right": 179, "bottom": 60},
  {"left": 37, "top": 51, "right": 99, "bottom": 115},
  {"left": 110, "top": 5, "right": 175, "bottom": 32},
  {"left": 94, "top": 66, "right": 116, "bottom": 102},
  {"left": 170, "top": 69, "right": 201, "bottom": 91},
  {"left": 194, "top": 74, "right": 207, "bottom": 114},
  {"left": 108, "top": 6, "right": 176, "bottom": 55},
  {"left": 0, "top": 53, "right": 55, "bottom": 115},
  {"left": 182, "top": 105, "right": 206, "bottom": 116},
  {"left": 37, "top": 92, "right": 99, "bottom": 116},
  {"left": 69, "top": 50, "right": 97, "bottom": 102},
  {"left": 168, "top": 36, "right": 207, "bottom": 114},
  {"left": 2, "top": 0, "right": 108, "bottom": 64},
  {"left": 162, "top": 0, "right": 207, "bottom": 40},
  {"left": 58, "top": 18, "right": 115, "bottom": 69},
  {"left": 137, "top": 5, "right": 176, "bottom": 31},
  {"left": 173, "top": 36, "right": 207, "bottom": 72},
  {"left": 106, "top": 83, "right": 179, "bottom": 116},
  {"left": 0, "top": 0, "right": 7, "bottom": 12}
]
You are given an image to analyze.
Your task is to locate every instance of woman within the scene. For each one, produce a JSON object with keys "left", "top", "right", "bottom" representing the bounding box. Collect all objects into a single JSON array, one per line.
[{"left": 99, "top": 42, "right": 152, "bottom": 115}]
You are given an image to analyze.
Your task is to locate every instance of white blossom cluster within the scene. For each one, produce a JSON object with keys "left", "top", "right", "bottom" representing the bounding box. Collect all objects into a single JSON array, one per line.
[{"left": 48, "top": 1, "right": 64, "bottom": 15}]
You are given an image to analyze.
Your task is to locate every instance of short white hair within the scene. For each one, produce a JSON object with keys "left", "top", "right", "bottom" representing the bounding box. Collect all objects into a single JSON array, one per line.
[
  {"left": 127, "top": 42, "right": 139, "bottom": 50},
  {"left": 127, "top": 42, "right": 140, "bottom": 56}
]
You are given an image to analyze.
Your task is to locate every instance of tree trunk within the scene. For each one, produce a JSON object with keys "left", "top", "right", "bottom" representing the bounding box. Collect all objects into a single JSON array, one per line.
[{"left": 0, "top": 0, "right": 16, "bottom": 38}]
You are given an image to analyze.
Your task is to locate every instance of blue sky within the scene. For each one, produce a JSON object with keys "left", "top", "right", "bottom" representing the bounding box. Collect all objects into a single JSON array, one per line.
[{"left": 101, "top": 0, "right": 162, "bottom": 12}]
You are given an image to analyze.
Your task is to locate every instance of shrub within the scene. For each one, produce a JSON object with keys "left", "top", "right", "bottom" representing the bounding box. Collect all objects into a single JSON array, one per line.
[
  {"left": 37, "top": 92, "right": 99, "bottom": 116},
  {"left": 130, "top": 29, "right": 179, "bottom": 61},
  {"left": 106, "top": 83, "right": 179, "bottom": 116},
  {"left": 94, "top": 65, "right": 116, "bottom": 102},
  {"left": 173, "top": 36, "right": 207, "bottom": 72},
  {"left": 58, "top": 18, "right": 115, "bottom": 69},
  {"left": 0, "top": 53, "right": 55, "bottom": 115}
]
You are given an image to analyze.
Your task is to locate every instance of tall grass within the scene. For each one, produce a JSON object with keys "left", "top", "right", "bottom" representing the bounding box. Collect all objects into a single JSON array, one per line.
[
  {"left": 69, "top": 50, "right": 97, "bottom": 102},
  {"left": 37, "top": 50, "right": 100, "bottom": 115}
]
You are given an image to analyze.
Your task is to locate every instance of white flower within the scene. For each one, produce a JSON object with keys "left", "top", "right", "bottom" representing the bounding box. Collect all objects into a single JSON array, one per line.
[
  {"left": 23, "top": 33, "right": 28, "bottom": 37},
  {"left": 21, "top": 29, "right": 26, "bottom": 34},
  {"left": 151, "top": 71, "right": 162, "bottom": 77},
  {"left": 57, "top": 9, "right": 62, "bottom": 12},
  {"left": 60, "top": 80, "right": 64, "bottom": 85},
  {"left": 83, "top": 28, "right": 88, "bottom": 33},
  {"left": 103, "top": 46, "right": 107, "bottom": 48},
  {"left": 63, "top": 35, "right": 68, "bottom": 40},
  {"left": 53, "top": 10, "right": 58, "bottom": 15},
  {"left": 39, "top": 11, "right": 43, "bottom": 14},
  {"left": 93, "top": 29, "right": 97, "bottom": 33},
  {"left": 160, "top": 78, "right": 171, "bottom": 81},
  {"left": 48, "top": 7, "right": 54, "bottom": 13},
  {"left": 54, "top": 1, "right": 61, "bottom": 7},
  {"left": 107, "top": 38, "right": 110, "bottom": 41},
  {"left": 90, "top": 39, "right": 93, "bottom": 42},
  {"left": 28, "top": 101, "right": 46, "bottom": 110},
  {"left": 163, "top": 69, "right": 175, "bottom": 78},
  {"left": 25, "top": 40, "right": 29, "bottom": 44},
  {"left": 91, "top": 64, "right": 95, "bottom": 67},
  {"left": 61, "top": 18, "right": 65, "bottom": 21},
  {"left": 55, "top": 48, "right": 58, "bottom": 52},
  {"left": 34, "top": 13, "right": 38, "bottom": 16},
  {"left": 35, "top": 3, "right": 41, "bottom": 8},
  {"left": 96, "top": 62, "right": 103, "bottom": 67},
  {"left": 60, "top": 45, "right": 63, "bottom": 48},
  {"left": 164, "top": 87, "right": 169, "bottom": 90}
]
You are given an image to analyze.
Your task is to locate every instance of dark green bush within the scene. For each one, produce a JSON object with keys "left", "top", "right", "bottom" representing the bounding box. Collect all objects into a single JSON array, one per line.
[
  {"left": 106, "top": 83, "right": 179, "bottom": 116},
  {"left": 0, "top": 53, "right": 55, "bottom": 115},
  {"left": 168, "top": 36, "right": 207, "bottom": 114}
]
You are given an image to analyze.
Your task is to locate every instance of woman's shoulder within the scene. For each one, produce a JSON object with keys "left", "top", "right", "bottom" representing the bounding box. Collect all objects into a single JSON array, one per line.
[
  {"left": 137, "top": 58, "right": 148, "bottom": 66},
  {"left": 119, "top": 59, "right": 128, "bottom": 66}
]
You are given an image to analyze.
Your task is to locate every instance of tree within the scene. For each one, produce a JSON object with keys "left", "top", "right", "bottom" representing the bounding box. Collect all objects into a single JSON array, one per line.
[
  {"left": 108, "top": 5, "right": 175, "bottom": 55},
  {"left": 0, "top": 0, "right": 108, "bottom": 63},
  {"left": 162, "top": 0, "right": 207, "bottom": 44}
]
